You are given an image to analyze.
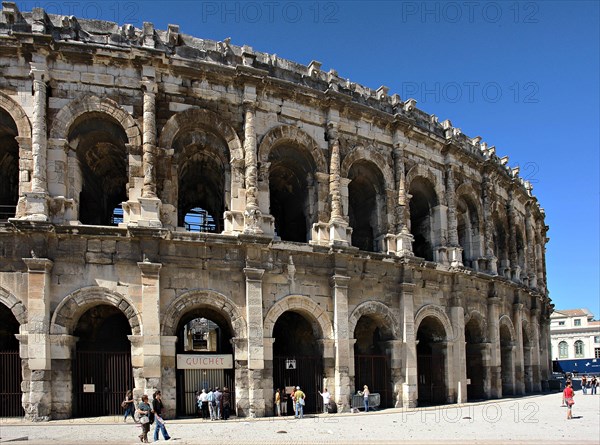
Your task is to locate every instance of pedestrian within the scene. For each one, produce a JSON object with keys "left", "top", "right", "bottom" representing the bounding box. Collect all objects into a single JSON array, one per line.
[
  {"left": 280, "top": 388, "right": 288, "bottom": 416},
  {"left": 592, "top": 376, "right": 598, "bottom": 395},
  {"left": 294, "top": 386, "right": 305, "bottom": 419},
  {"left": 207, "top": 388, "right": 216, "bottom": 420},
  {"left": 582, "top": 375, "right": 587, "bottom": 394},
  {"left": 274, "top": 388, "right": 281, "bottom": 416},
  {"left": 362, "top": 385, "right": 370, "bottom": 412},
  {"left": 199, "top": 388, "right": 209, "bottom": 419},
  {"left": 222, "top": 386, "right": 231, "bottom": 420},
  {"left": 152, "top": 390, "right": 171, "bottom": 441},
  {"left": 136, "top": 394, "right": 152, "bottom": 443},
  {"left": 318, "top": 388, "right": 330, "bottom": 414},
  {"left": 122, "top": 390, "right": 135, "bottom": 422},
  {"left": 563, "top": 380, "right": 574, "bottom": 419},
  {"left": 214, "top": 387, "right": 222, "bottom": 420}
]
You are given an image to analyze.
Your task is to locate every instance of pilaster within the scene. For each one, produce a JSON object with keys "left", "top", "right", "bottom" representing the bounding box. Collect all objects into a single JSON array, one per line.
[
  {"left": 138, "top": 261, "right": 162, "bottom": 392},
  {"left": 513, "top": 302, "right": 525, "bottom": 395},
  {"left": 331, "top": 274, "right": 351, "bottom": 411},
  {"left": 400, "top": 282, "right": 417, "bottom": 407},
  {"left": 486, "top": 295, "right": 501, "bottom": 398},
  {"left": 244, "top": 267, "right": 266, "bottom": 417}
]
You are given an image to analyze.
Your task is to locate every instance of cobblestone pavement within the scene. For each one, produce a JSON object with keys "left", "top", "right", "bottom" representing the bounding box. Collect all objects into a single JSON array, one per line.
[{"left": 1, "top": 391, "right": 599, "bottom": 444}]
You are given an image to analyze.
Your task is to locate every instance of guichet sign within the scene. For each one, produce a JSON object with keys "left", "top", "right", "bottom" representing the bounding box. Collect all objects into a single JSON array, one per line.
[{"left": 177, "top": 354, "right": 233, "bottom": 369}]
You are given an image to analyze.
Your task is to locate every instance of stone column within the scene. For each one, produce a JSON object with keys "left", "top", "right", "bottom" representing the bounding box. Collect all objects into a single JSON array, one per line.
[
  {"left": 525, "top": 208, "right": 537, "bottom": 288},
  {"left": 49, "top": 334, "right": 78, "bottom": 419},
  {"left": 390, "top": 131, "right": 414, "bottom": 256},
  {"left": 486, "top": 295, "right": 502, "bottom": 398},
  {"left": 446, "top": 164, "right": 463, "bottom": 267},
  {"left": 481, "top": 342, "right": 493, "bottom": 399},
  {"left": 331, "top": 274, "right": 352, "bottom": 411},
  {"left": 400, "top": 282, "right": 418, "bottom": 407},
  {"left": 326, "top": 122, "right": 351, "bottom": 246},
  {"left": 450, "top": 303, "right": 467, "bottom": 402},
  {"left": 23, "top": 257, "right": 53, "bottom": 420},
  {"left": 231, "top": 336, "right": 249, "bottom": 417},
  {"left": 243, "top": 101, "right": 263, "bottom": 234},
  {"left": 160, "top": 336, "right": 178, "bottom": 419},
  {"left": 22, "top": 61, "right": 49, "bottom": 221},
  {"left": 530, "top": 308, "right": 542, "bottom": 392},
  {"left": 318, "top": 338, "right": 336, "bottom": 400},
  {"left": 482, "top": 173, "right": 497, "bottom": 274},
  {"left": 244, "top": 267, "right": 266, "bottom": 417},
  {"left": 507, "top": 194, "right": 520, "bottom": 282},
  {"left": 513, "top": 302, "right": 525, "bottom": 395},
  {"left": 386, "top": 339, "right": 404, "bottom": 408},
  {"left": 138, "top": 261, "right": 163, "bottom": 394},
  {"left": 128, "top": 335, "right": 145, "bottom": 398}
]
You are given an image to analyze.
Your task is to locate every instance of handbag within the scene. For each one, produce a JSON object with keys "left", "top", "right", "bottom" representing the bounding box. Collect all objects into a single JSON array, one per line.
[
  {"left": 299, "top": 398, "right": 305, "bottom": 406},
  {"left": 566, "top": 398, "right": 574, "bottom": 407},
  {"left": 121, "top": 400, "right": 128, "bottom": 409},
  {"left": 139, "top": 415, "right": 150, "bottom": 424}
]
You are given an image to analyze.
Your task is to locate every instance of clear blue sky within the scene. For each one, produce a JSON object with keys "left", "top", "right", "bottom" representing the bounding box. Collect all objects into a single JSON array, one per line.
[{"left": 31, "top": 0, "right": 599, "bottom": 316}]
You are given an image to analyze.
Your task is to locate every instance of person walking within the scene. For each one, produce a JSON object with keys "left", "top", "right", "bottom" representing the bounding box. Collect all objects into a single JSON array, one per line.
[
  {"left": 152, "top": 390, "right": 171, "bottom": 441},
  {"left": 318, "top": 388, "right": 330, "bottom": 414},
  {"left": 362, "top": 385, "right": 371, "bottom": 412},
  {"left": 274, "top": 388, "right": 281, "bottom": 416},
  {"left": 214, "top": 387, "right": 222, "bottom": 420},
  {"left": 294, "top": 386, "right": 305, "bottom": 419},
  {"left": 582, "top": 375, "right": 587, "bottom": 394},
  {"left": 280, "top": 389, "right": 288, "bottom": 416},
  {"left": 563, "top": 380, "right": 575, "bottom": 419},
  {"left": 591, "top": 376, "right": 598, "bottom": 395},
  {"left": 122, "top": 390, "right": 135, "bottom": 422},
  {"left": 222, "top": 387, "right": 231, "bottom": 420},
  {"left": 136, "top": 394, "right": 152, "bottom": 443}
]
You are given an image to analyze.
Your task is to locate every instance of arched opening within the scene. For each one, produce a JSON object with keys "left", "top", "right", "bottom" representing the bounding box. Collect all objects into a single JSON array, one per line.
[
  {"left": 72, "top": 305, "right": 133, "bottom": 417},
  {"left": 273, "top": 311, "right": 323, "bottom": 414},
  {"left": 69, "top": 113, "right": 128, "bottom": 226},
  {"left": 493, "top": 217, "right": 509, "bottom": 277},
  {"left": 465, "top": 318, "right": 486, "bottom": 400},
  {"left": 268, "top": 144, "right": 316, "bottom": 243},
  {"left": 0, "top": 303, "right": 23, "bottom": 417},
  {"left": 0, "top": 108, "right": 19, "bottom": 221},
  {"left": 457, "top": 196, "right": 482, "bottom": 269},
  {"left": 353, "top": 314, "right": 393, "bottom": 408},
  {"left": 416, "top": 316, "right": 448, "bottom": 406},
  {"left": 409, "top": 178, "right": 438, "bottom": 261},
  {"left": 175, "top": 129, "right": 229, "bottom": 233},
  {"left": 175, "top": 307, "right": 234, "bottom": 418},
  {"left": 499, "top": 324, "right": 514, "bottom": 396},
  {"left": 348, "top": 161, "right": 386, "bottom": 252},
  {"left": 522, "top": 326, "right": 533, "bottom": 393}
]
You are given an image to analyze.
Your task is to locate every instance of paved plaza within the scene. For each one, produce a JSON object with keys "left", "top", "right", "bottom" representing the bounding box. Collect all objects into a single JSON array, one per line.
[{"left": 1, "top": 391, "right": 599, "bottom": 445}]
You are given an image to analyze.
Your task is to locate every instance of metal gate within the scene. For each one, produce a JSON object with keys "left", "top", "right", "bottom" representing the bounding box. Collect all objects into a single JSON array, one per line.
[
  {"left": 73, "top": 350, "right": 133, "bottom": 417},
  {"left": 0, "top": 351, "right": 23, "bottom": 417},
  {"left": 354, "top": 354, "right": 391, "bottom": 408},
  {"left": 176, "top": 368, "right": 235, "bottom": 417},
  {"left": 417, "top": 353, "right": 446, "bottom": 406},
  {"left": 466, "top": 351, "right": 485, "bottom": 400},
  {"left": 273, "top": 356, "right": 323, "bottom": 414}
]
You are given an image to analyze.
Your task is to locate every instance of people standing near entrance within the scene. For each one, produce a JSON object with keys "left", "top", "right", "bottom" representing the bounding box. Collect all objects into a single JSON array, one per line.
[
  {"left": 207, "top": 388, "right": 217, "bottom": 420},
  {"left": 214, "top": 387, "right": 222, "bottom": 420},
  {"left": 136, "top": 394, "right": 152, "bottom": 443},
  {"left": 274, "top": 388, "right": 281, "bottom": 416},
  {"left": 318, "top": 388, "right": 330, "bottom": 414},
  {"left": 152, "top": 390, "right": 171, "bottom": 441},
  {"left": 563, "top": 380, "right": 575, "bottom": 419},
  {"left": 361, "top": 385, "right": 370, "bottom": 412},
  {"left": 281, "top": 389, "right": 288, "bottom": 416},
  {"left": 122, "top": 390, "right": 135, "bottom": 422},
  {"left": 294, "top": 386, "right": 305, "bottom": 419},
  {"left": 582, "top": 375, "right": 587, "bottom": 394},
  {"left": 198, "top": 388, "right": 209, "bottom": 419},
  {"left": 222, "top": 387, "right": 231, "bottom": 420}
]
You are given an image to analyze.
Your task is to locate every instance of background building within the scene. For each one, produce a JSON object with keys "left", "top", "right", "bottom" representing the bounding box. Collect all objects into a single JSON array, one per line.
[
  {"left": 0, "top": 5, "right": 551, "bottom": 421},
  {"left": 550, "top": 309, "right": 600, "bottom": 375}
]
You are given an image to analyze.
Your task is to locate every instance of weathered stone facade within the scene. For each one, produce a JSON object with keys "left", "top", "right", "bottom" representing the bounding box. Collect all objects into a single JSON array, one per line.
[{"left": 0, "top": 4, "right": 551, "bottom": 421}]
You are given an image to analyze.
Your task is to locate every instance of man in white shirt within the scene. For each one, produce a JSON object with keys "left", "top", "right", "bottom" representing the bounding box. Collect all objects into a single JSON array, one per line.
[{"left": 319, "top": 388, "right": 331, "bottom": 414}]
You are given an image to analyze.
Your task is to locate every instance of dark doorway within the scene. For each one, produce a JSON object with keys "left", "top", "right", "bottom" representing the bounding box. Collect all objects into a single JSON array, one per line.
[
  {"left": 0, "top": 108, "right": 19, "bottom": 221},
  {"left": 409, "top": 178, "right": 438, "bottom": 261},
  {"left": 416, "top": 316, "right": 447, "bottom": 406},
  {"left": 500, "top": 324, "right": 514, "bottom": 396},
  {"left": 465, "top": 318, "right": 486, "bottom": 400},
  {"left": 0, "top": 303, "right": 23, "bottom": 417},
  {"left": 72, "top": 305, "right": 133, "bottom": 417},
  {"left": 353, "top": 315, "right": 392, "bottom": 408},
  {"left": 175, "top": 309, "right": 234, "bottom": 418},
  {"left": 273, "top": 311, "right": 323, "bottom": 414}
]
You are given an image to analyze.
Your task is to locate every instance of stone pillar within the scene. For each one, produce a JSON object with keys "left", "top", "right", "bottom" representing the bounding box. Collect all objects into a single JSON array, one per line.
[
  {"left": 513, "top": 302, "right": 525, "bottom": 395},
  {"left": 331, "top": 274, "right": 352, "bottom": 411},
  {"left": 389, "top": 132, "right": 414, "bottom": 256},
  {"left": 507, "top": 194, "right": 520, "bottom": 282},
  {"left": 482, "top": 173, "right": 497, "bottom": 274},
  {"left": 138, "top": 261, "right": 162, "bottom": 393},
  {"left": 21, "top": 61, "right": 49, "bottom": 221},
  {"left": 486, "top": 295, "right": 502, "bottom": 398},
  {"left": 525, "top": 208, "right": 537, "bottom": 288},
  {"left": 386, "top": 339, "right": 404, "bottom": 408},
  {"left": 318, "top": 338, "right": 336, "bottom": 401},
  {"left": 400, "top": 282, "right": 418, "bottom": 407},
  {"left": 49, "top": 334, "right": 78, "bottom": 419},
  {"left": 242, "top": 101, "right": 264, "bottom": 234},
  {"left": 445, "top": 164, "right": 463, "bottom": 267},
  {"left": 450, "top": 303, "right": 467, "bottom": 403},
  {"left": 160, "top": 336, "right": 178, "bottom": 419},
  {"left": 128, "top": 335, "right": 145, "bottom": 398},
  {"left": 481, "top": 342, "right": 493, "bottom": 399},
  {"left": 530, "top": 308, "right": 542, "bottom": 392},
  {"left": 244, "top": 267, "right": 266, "bottom": 417},
  {"left": 23, "top": 257, "right": 53, "bottom": 420},
  {"left": 231, "top": 336, "right": 249, "bottom": 417}
]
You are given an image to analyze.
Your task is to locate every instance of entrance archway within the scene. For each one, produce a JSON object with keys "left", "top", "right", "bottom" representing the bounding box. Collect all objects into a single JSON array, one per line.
[
  {"left": 72, "top": 305, "right": 133, "bottom": 417},
  {"left": 353, "top": 314, "right": 393, "bottom": 408},
  {"left": 465, "top": 316, "right": 486, "bottom": 400},
  {"left": 174, "top": 308, "right": 235, "bottom": 418},
  {"left": 0, "top": 302, "right": 23, "bottom": 417},
  {"left": 0, "top": 108, "right": 19, "bottom": 221},
  {"left": 416, "top": 316, "right": 448, "bottom": 406},
  {"left": 500, "top": 322, "right": 515, "bottom": 396},
  {"left": 273, "top": 311, "right": 323, "bottom": 414}
]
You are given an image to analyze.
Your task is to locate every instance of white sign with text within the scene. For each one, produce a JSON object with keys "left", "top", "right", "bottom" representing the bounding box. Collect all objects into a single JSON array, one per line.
[{"left": 177, "top": 354, "right": 233, "bottom": 369}]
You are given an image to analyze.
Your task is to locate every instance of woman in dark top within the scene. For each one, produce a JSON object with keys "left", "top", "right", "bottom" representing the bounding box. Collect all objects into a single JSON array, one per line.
[
  {"left": 136, "top": 395, "right": 152, "bottom": 443},
  {"left": 152, "top": 390, "right": 171, "bottom": 441},
  {"left": 123, "top": 390, "right": 135, "bottom": 422},
  {"left": 222, "top": 387, "right": 231, "bottom": 420}
]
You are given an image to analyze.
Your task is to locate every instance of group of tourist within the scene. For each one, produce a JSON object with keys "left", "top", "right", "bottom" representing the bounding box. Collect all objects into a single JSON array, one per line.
[
  {"left": 580, "top": 375, "right": 599, "bottom": 394},
  {"left": 562, "top": 374, "right": 599, "bottom": 420},
  {"left": 274, "top": 386, "right": 307, "bottom": 418},
  {"left": 196, "top": 387, "right": 233, "bottom": 420},
  {"left": 122, "top": 389, "right": 171, "bottom": 443}
]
